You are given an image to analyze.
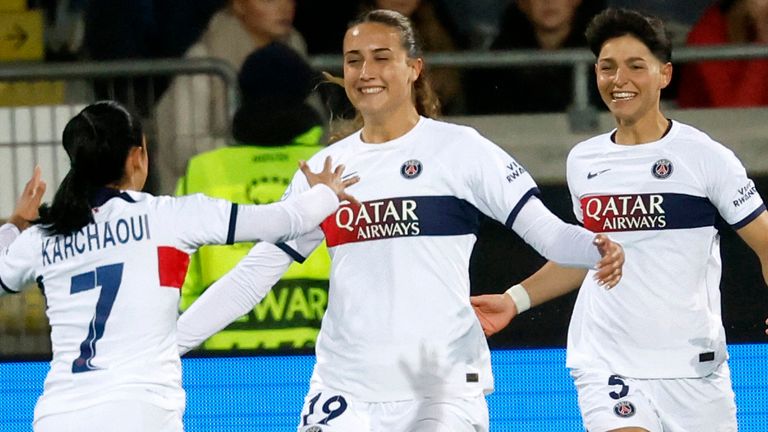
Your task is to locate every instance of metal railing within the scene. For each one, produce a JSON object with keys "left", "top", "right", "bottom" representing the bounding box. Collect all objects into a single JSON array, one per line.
[
  {"left": 309, "top": 44, "right": 768, "bottom": 131},
  {"left": 0, "top": 58, "right": 240, "bottom": 356},
  {"left": 0, "top": 57, "right": 240, "bottom": 118}
]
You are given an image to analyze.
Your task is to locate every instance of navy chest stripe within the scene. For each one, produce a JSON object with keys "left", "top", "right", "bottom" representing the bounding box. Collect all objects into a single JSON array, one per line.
[
  {"left": 321, "top": 195, "right": 488, "bottom": 247},
  {"left": 581, "top": 193, "right": 717, "bottom": 233}
]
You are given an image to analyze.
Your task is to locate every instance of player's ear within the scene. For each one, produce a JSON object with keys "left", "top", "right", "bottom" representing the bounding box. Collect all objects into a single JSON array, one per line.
[
  {"left": 124, "top": 146, "right": 143, "bottom": 175},
  {"left": 660, "top": 62, "right": 672, "bottom": 89}
]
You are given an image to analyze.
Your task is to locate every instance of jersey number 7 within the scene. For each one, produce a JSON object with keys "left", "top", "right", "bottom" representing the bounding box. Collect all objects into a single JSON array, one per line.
[{"left": 69, "top": 263, "right": 124, "bottom": 373}]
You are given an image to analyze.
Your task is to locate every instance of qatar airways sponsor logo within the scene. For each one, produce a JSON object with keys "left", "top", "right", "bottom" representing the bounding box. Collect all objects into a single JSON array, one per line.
[
  {"left": 582, "top": 194, "right": 666, "bottom": 232},
  {"left": 329, "top": 198, "right": 420, "bottom": 242}
]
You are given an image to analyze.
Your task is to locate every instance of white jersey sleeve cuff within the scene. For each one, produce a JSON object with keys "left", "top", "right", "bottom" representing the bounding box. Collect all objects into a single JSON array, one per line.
[{"left": 511, "top": 197, "right": 601, "bottom": 268}]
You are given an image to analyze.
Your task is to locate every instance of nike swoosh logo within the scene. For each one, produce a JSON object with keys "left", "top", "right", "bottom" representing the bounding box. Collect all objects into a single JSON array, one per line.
[{"left": 587, "top": 169, "right": 611, "bottom": 179}]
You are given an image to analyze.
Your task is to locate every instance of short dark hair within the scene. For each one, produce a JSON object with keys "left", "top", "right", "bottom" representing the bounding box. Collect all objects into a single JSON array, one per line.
[{"left": 585, "top": 8, "right": 672, "bottom": 63}]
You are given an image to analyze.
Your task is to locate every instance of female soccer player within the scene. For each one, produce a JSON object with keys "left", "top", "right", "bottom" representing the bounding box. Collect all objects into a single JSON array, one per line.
[
  {"left": 0, "top": 100, "right": 357, "bottom": 432},
  {"left": 177, "top": 10, "right": 624, "bottom": 432},
  {"left": 471, "top": 8, "right": 768, "bottom": 432}
]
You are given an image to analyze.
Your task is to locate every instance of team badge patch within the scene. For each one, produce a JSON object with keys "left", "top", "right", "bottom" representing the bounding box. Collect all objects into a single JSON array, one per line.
[
  {"left": 400, "top": 159, "right": 422, "bottom": 179},
  {"left": 613, "top": 401, "right": 636, "bottom": 418},
  {"left": 651, "top": 159, "right": 673, "bottom": 179}
]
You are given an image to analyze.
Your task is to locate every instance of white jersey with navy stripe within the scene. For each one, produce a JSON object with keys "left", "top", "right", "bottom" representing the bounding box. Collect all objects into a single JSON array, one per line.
[
  {"left": 0, "top": 190, "right": 237, "bottom": 420},
  {"left": 279, "top": 117, "right": 539, "bottom": 401},
  {"left": 565, "top": 120, "right": 765, "bottom": 378}
]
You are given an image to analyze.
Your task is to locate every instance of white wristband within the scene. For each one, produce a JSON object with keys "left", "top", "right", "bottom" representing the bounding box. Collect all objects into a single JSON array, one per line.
[{"left": 505, "top": 284, "right": 531, "bottom": 314}]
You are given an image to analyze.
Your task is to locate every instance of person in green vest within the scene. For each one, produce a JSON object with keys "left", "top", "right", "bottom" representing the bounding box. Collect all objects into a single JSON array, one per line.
[{"left": 176, "top": 42, "right": 330, "bottom": 352}]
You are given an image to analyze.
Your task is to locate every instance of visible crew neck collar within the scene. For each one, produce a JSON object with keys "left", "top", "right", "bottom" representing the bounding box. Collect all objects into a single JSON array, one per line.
[
  {"left": 608, "top": 118, "right": 677, "bottom": 149},
  {"left": 90, "top": 187, "right": 136, "bottom": 207},
  {"left": 353, "top": 116, "right": 427, "bottom": 150}
]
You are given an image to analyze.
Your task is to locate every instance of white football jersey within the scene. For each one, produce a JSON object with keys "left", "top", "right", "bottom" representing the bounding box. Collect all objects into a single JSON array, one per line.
[
  {"left": 0, "top": 190, "right": 238, "bottom": 420},
  {"left": 279, "top": 117, "right": 540, "bottom": 401},
  {"left": 0, "top": 223, "right": 20, "bottom": 252},
  {"left": 566, "top": 120, "right": 765, "bottom": 378}
]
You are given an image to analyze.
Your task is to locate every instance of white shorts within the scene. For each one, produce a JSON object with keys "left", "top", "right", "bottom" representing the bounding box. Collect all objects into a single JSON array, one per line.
[
  {"left": 33, "top": 400, "right": 184, "bottom": 432},
  {"left": 571, "top": 362, "right": 737, "bottom": 432},
  {"left": 296, "top": 385, "right": 489, "bottom": 432}
]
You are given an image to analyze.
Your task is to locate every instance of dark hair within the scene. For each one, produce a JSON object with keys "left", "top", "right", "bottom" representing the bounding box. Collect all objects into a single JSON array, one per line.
[
  {"left": 328, "top": 9, "right": 441, "bottom": 143},
  {"left": 585, "top": 8, "right": 672, "bottom": 63},
  {"left": 37, "top": 101, "right": 144, "bottom": 235},
  {"left": 719, "top": 0, "right": 739, "bottom": 13},
  {"left": 233, "top": 42, "right": 323, "bottom": 145},
  {"left": 239, "top": 42, "right": 319, "bottom": 106}
]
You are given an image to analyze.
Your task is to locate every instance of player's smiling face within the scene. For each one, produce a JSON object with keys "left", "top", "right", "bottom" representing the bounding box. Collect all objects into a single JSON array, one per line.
[
  {"left": 342, "top": 22, "right": 422, "bottom": 119},
  {"left": 595, "top": 34, "right": 671, "bottom": 125}
]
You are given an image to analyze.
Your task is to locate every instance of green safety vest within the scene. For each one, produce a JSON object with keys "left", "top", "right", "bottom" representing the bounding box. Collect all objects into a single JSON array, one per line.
[{"left": 176, "top": 126, "right": 330, "bottom": 351}]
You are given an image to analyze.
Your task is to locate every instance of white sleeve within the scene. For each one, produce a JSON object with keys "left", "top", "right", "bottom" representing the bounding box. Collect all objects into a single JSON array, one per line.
[
  {"left": 511, "top": 197, "right": 601, "bottom": 268},
  {"left": 167, "top": 183, "right": 337, "bottom": 252},
  {"left": 462, "top": 132, "right": 540, "bottom": 227},
  {"left": 176, "top": 241, "right": 293, "bottom": 354},
  {"left": 0, "top": 223, "right": 20, "bottom": 252},
  {"left": 234, "top": 183, "right": 338, "bottom": 244},
  {"left": 0, "top": 230, "right": 36, "bottom": 296},
  {"left": 702, "top": 142, "right": 766, "bottom": 228}
]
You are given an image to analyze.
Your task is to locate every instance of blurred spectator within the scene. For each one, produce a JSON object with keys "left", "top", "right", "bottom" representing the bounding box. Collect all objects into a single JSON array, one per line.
[
  {"left": 176, "top": 42, "right": 331, "bottom": 352},
  {"left": 84, "top": 0, "right": 226, "bottom": 60},
  {"left": 83, "top": 0, "right": 226, "bottom": 113},
  {"left": 154, "top": 0, "right": 306, "bottom": 194},
  {"left": 465, "top": 0, "right": 601, "bottom": 114},
  {"left": 293, "top": 0, "right": 360, "bottom": 55},
  {"left": 435, "top": 0, "right": 510, "bottom": 49},
  {"left": 359, "top": 0, "right": 464, "bottom": 113},
  {"left": 678, "top": 0, "right": 768, "bottom": 108},
  {"left": 44, "top": 0, "right": 87, "bottom": 61}
]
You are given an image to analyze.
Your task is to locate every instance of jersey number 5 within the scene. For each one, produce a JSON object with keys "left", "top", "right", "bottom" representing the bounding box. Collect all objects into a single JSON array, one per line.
[{"left": 69, "top": 263, "right": 124, "bottom": 373}]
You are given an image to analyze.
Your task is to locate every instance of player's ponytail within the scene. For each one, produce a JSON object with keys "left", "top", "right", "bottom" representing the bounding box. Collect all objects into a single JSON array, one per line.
[{"left": 36, "top": 101, "right": 144, "bottom": 235}]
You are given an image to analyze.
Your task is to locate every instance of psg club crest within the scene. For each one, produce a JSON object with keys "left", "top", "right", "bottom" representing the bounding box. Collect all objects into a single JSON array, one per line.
[
  {"left": 613, "top": 401, "right": 636, "bottom": 418},
  {"left": 400, "top": 159, "right": 423, "bottom": 179},
  {"left": 651, "top": 159, "right": 673, "bottom": 179}
]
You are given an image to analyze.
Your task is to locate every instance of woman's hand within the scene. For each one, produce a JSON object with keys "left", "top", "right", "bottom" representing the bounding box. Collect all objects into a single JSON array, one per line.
[
  {"left": 593, "top": 234, "right": 624, "bottom": 288},
  {"left": 300, "top": 156, "right": 360, "bottom": 206},
  {"left": 8, "top": 166, "right": 46, "bottom": 231}
]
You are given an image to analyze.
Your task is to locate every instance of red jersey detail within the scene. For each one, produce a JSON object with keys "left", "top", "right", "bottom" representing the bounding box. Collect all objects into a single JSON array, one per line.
[
  {"left": 320, "top": 199, "right": 421, "bottom": 247},
  {"left": 581, "top": 194, "right": 666, "bottom": 233},
  {"left": 157, "top": 246, "right": 190, "bottom": 289}
]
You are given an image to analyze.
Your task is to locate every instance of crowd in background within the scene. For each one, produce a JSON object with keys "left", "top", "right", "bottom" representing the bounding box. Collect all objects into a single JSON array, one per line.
[
  {"left": 33, "top": 0, "right": 768, "bottom": 112},
  {"left": 16, "top": 0, "right": 768, "bottom": 194}
]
